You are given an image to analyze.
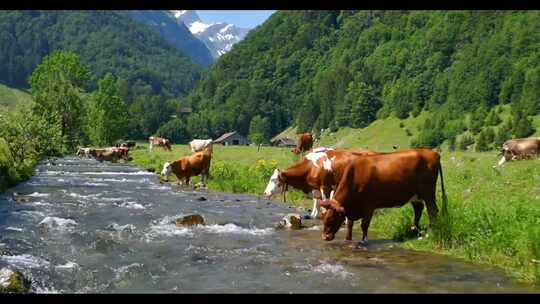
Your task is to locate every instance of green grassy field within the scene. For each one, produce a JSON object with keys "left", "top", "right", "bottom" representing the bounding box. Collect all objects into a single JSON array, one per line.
[
  {"left": 130, "top": 128, "right": 540, "bottom": 285},
  {"left": 0, "top": 83, "right": 32, "bottom": 112}
]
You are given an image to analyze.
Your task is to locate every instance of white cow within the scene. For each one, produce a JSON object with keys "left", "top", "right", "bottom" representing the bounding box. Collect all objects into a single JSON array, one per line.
[{"left": 189, "top": 139, "right": 213, "bottom": 153}]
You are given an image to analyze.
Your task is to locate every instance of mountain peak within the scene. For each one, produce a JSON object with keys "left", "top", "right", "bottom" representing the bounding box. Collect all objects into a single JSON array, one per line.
[{"left": 171, "top": 10, "right": 250, "bottom": 59}]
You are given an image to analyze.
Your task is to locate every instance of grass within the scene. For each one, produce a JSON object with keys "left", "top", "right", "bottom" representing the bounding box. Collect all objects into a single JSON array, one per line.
[{"left": 0, "top": 83, "right": 32, "bottom": 112}]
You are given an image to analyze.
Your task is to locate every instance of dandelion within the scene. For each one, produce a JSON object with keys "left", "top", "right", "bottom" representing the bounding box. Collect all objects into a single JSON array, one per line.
[
  {"left": 270, "top": 159, "right": 278, "bottom": 167},
  {"left": 256, "top": 159, "right": 267, "bottom": 169}
]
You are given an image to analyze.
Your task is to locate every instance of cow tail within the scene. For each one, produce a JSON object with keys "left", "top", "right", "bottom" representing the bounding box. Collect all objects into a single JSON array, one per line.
[{"left": 438, "top": 164, "right": 448, "bottom": 216}]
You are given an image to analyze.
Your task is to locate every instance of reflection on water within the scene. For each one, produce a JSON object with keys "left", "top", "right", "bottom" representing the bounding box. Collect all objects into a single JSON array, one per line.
[{"left": 0, "top": 156, "right": 537, "bottom": 293}]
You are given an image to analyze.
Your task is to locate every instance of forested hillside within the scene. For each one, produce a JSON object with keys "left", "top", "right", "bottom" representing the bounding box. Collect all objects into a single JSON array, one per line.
[
  {"left": 0, "top": 10, "right": 202, "bottom": 97},
  {"left": 179, "top": 10, "right": 540, "bottom": 148}
]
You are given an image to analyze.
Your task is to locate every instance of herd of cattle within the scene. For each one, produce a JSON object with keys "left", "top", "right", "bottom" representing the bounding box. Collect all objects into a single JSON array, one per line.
[{"left": 76, "top": 133, "right": 540, "bottom": 243}]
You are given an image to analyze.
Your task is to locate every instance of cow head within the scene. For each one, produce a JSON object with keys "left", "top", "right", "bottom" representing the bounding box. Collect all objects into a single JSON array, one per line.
[
  {"left": 320, "top": 199, "right": 346, "bottom": 241},
  {"left": 164, "top": 140, "right": 172, "bottom": 151},
  {"left": 264, "top": 169, "right": 284, "bottom": 197},
  {"left": 161, "top": 162, "right": 172, "bottom": 180}
]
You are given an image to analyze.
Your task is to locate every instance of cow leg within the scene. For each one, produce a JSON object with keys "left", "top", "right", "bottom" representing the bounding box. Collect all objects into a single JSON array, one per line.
[
  {"left": 360, "top": 211, "right": 373, "bottom": 245},
  {"left": 346, "top": 219, "right": 354, "bottom": 241},
  {"left": 411, "top": 200, "right": 424, "bottom": 234},
  {"left": 423, "top": 193, "right": 439, "bottom": 228},
  {"left": 311, "top": 198, "right": 320, "bottom": 219}
]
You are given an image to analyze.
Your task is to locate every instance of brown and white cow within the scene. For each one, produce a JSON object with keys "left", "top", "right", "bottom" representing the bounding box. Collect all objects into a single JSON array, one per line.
[
  {"left": 292, "top": 133, "right": 313, "bottom": 155},
  {"left": 161, "top": 147, "right": 212, "bottom": 186},
  {"left": 264, "top": 147, "right": 377, "bottom": 219},
  {"left": 497, "top": 137, "right": 540, "bottom": 166},
  {"left": 320, "top": 148, "right": 447, "bottom": 243},
  {"left": 149, "top": 136, "right": 172, "bottom": 151},
  {"left": 189, "top": 139, "right": 213, "bottom": 153}
]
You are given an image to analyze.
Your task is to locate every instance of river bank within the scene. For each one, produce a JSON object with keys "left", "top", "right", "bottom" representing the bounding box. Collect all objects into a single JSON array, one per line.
[{"left": 130, "top": 143, "right": 540, "bottom": 286}]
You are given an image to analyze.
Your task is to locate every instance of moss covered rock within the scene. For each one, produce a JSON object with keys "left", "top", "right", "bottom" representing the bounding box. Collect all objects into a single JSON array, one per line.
[
  {"left": 0, "top": 267, "right": 31, "bottom": 294},
  {"left": 175, "top": 214, "right": 205, "bottom": 226}
]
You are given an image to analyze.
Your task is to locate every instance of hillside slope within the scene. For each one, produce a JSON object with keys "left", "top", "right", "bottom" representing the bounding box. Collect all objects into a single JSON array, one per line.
[
  {"left": 0, "top": 10, "right": 202, "bottom": 97},
  {"left": 181, "top": 11, "right": 540, "bottom": 146},
  {"left": 0, "top": 83, "right": 32, "bottom": 111}
]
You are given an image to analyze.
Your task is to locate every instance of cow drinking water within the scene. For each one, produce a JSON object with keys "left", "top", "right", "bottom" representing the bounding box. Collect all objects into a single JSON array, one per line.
[
  {"left": 320, "top": 148, "right": 448, "bottom": 243},
  {"left": 264, "top": 148, "right": 377, "bottom": 219},
  {"left": 161, "top": 147, "right": 212, "bottom": 186}
]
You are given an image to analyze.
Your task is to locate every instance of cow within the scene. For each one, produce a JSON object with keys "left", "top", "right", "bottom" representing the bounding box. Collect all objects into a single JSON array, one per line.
[
  {"left": 319, "top": 148, "right": 447, "bottom": 244},
  {"left": 95, "top": 150, "right": 122, "bottom": 163},
  {"left": 189, "top": 139, "right": 213, "bottom": 153},
  {"left": 161, "top": 147, "right": 212, "bottom": 186},
  {"left": 264, "top": 147, "right": 378, "bottom": 219},
  {"left": 292, "top": 133, "right": 313, "bottom": 155},
  {"left": 497, "top": 137, "right": 540, "bottom": 166},
  {"left": 77, "top": 147, "right": 94, "bottom": 158},
  {"left": 149, "top": 136, "right": 172, "bottom": 151}
]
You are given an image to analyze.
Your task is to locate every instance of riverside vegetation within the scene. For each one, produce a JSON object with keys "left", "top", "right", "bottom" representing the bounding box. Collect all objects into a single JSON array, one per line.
[{"left": 130, "top": 140, "right": 540, "bottom": 285}]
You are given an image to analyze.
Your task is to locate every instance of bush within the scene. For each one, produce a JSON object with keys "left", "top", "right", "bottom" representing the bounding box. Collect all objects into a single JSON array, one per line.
[{"left": 458, "top": 134, "right": 475, "bottom": 151}]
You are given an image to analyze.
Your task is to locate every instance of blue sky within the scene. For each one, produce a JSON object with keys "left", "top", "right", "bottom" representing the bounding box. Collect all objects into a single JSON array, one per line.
[{"left": 196, "top": 10, "right": 276, "bottom": 28}]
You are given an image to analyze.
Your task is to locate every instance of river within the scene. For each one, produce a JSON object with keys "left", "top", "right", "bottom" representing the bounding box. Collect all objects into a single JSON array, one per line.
[{"left": 0, "top": 156, "right": 536, "bottom": 293}]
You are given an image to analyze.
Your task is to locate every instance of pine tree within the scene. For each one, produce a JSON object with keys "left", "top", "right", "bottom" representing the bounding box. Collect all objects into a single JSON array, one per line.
[{"left": 347, "top": 81, "right": 381, "bottom": 128}]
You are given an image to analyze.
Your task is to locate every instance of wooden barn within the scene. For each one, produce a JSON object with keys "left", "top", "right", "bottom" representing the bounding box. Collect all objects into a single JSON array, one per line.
[
  {"left": 270, "top": 137, "right": 296, "bottom": 148},
  {"left": 213, "top": 131, "right": 248, "bottom": 146}
]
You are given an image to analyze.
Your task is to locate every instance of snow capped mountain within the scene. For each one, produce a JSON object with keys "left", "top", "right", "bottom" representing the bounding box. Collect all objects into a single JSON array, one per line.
[{"left": 169, "top": 10, "right": 251, "bottom": 59}]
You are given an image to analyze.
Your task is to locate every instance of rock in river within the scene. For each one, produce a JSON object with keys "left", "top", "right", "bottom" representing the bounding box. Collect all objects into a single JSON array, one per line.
[
  {"left": 274, "top": 214, "right": 302, "bottom": 230},
  {"left": 175, "top": 214, "right": 205, "bottom": 226},
  {"left": 0, "top": 267, "right": 31, "bottom": 294}
]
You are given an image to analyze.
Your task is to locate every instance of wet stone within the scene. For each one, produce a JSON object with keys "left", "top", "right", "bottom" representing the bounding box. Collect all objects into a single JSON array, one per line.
[
  {"left": 275, "top": 214, "right": 302, "bottom": 230},
  {"left": 196, "top": 196, "right": 207, "bottom": 202},
  {"left": 0, "top": 267, "right": 31, "bottom": 294},
  {"left": 175, "top": 214, "right": 205, "bottom": 227}
]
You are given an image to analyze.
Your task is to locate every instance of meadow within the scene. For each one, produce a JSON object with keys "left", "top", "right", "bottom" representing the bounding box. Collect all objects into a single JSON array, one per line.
[{"left": 130, "top": 143, "right": 540, "bottom": 285}]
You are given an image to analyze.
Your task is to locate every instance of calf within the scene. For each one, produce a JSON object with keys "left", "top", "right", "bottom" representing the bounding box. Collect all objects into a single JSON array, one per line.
[
  {"left": 292, "top": 133, "right": 313, "bottom": 155},
  {"left": 149, "top": 136, "right": 172, "bottom": 151},
  {"left": 161, "top": 147, "right": 212, "bottom": 186},
  {"left": 264, "top": 148, "right": 377, "bottom": 219},
  {"left": 320, "top": 148, "right": 447, "bottom": 243}
]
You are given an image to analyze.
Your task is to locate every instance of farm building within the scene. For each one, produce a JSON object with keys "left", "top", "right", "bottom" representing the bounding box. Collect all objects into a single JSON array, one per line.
[
  {"left": 270, "top": 137, "right": 296, "bottom": 148},
  {"left": 213, "top": 131, "right": 248, "bottom": 146}
]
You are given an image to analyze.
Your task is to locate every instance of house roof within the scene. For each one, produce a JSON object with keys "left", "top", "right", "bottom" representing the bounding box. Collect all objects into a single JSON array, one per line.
[
  {"left": 213, "top": 131, "right": 240, "bottom": 143},
  {"left": 271, "top": 137, "right": 295, "bottom": 146},
  {"left": 178, "top": 107, "right": 192, "bottom": 113}
]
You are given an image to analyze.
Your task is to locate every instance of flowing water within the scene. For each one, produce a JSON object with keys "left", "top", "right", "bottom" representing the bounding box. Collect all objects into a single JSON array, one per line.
[{"left": 0, "top": 156, "right": 537, "bottom": 293}]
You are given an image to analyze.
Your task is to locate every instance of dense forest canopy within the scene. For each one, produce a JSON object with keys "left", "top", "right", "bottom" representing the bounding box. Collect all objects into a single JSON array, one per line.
[
  {"left": 0, "top": 10, "right": 202, "bottom": 98},
  {"left": 180, "top": 10, "right": 540, "bottom": 147}
]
